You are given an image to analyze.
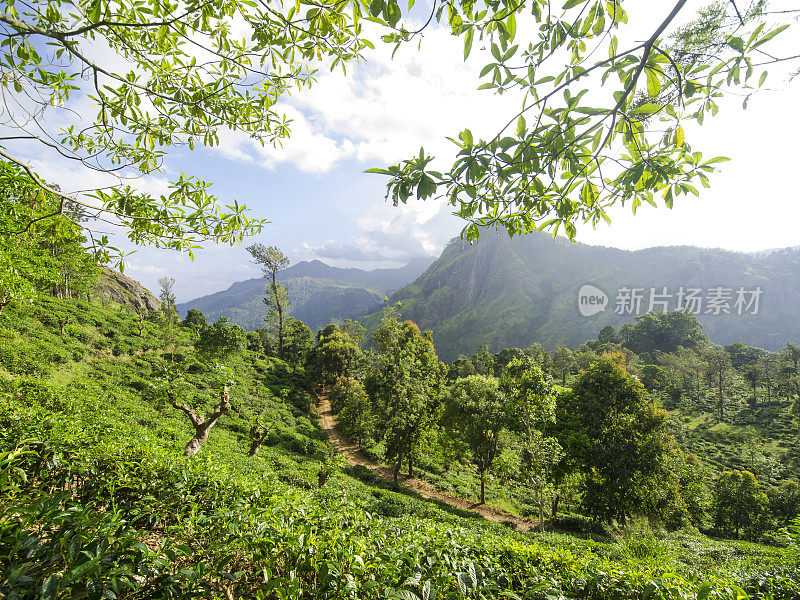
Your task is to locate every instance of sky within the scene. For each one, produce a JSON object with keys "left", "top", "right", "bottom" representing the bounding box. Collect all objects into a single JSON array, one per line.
[{"left": 6, "top": 1, "right": 800, "bottom": 302}]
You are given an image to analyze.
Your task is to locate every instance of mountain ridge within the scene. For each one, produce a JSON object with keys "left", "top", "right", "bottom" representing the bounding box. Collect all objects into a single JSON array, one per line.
[
  {"left": 177, "top": 256, "right": 436, "bottom": 332},
  {"left": 386, "top": 230, "right": 800, "bottom": 361}
]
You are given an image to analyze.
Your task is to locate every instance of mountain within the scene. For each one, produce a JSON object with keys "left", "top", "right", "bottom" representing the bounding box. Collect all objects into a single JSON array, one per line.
[
  {"left": 386, "top": 231, "right": 800, "bottom": 361},
  {"left": 177, "top": 257, "right": 436, "bottom": 332}
]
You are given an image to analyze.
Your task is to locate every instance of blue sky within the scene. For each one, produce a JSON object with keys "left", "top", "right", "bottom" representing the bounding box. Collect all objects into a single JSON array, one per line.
[{"left": 5, "top": 1, "right": 800, "bottom": 302}]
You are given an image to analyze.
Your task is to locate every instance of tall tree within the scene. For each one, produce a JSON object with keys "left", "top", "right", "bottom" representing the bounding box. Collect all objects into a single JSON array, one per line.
[
  {"left": 567, "top": 354, "right": 671, "bottom": 523},
  {"left": 551, "top": 345, "right": 575, "bottom": 385},
  {"left": 443, "top": 375, "right": 508, "bottom": 505},
  {"left": 743, "top": 366, "right": 760, "bottom": 406},
  {"left": 501, "top": 358, "right": 559, "bottom": 530},
  {"left": 620, "top": 311, "right": 708, "bottom": 357},
  {"left": 195, "top": 318, "right": 247, "bottom": 362},
  {"left": 247, "top": 244, "right": 291, "bottom": 359},
  {"left": 367, "top": 313, "right": 443, "bottom": 482},
  {"left": 704, "top": 346, "right": 734, "bottom": 421},
  {"left": 780, "top": 343, "right": 800, "bottom": 398},
  {"left": 713, "top": 470, "right": 767, "bottom": 539},
  {"left": 157, "top": 276, "right": 178, "bottom": 359},
  {"left": 306, "top": 324, "right": 362, "bottom": 388}
]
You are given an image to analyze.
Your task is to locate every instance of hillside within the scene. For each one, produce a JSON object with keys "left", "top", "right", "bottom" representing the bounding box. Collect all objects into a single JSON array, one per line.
[
  {"left": 177, "top": 257, "right": 435, "bottom": 332},
  {"left": 2, "top": 292, "right": 799, "bottom": 599},
  {"left": 387, "top": 231, "right": 800, "bottom": 361}
]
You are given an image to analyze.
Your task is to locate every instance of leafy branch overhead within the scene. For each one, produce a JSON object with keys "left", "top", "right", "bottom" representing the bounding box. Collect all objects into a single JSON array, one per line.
[
  {"left": 0, "top": 0, "right": 796, "bottom": 255},
  {"left": 369, "top": 0, "right": 797, "bottom": 240},
  {"left": 0, "top": 0, "right": 377, "bottom": 257}
]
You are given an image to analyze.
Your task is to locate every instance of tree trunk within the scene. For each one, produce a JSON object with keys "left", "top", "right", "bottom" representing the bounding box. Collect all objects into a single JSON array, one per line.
[
  {"left": 393, "top": 450, "right": 403, "bottom": 484},
  {"left": 172, "top": 386, "right": 231, "bottom": 457},
  {"left": 551, "top": 493, "right": 560, "bottom": 518},
  {"left": 479, "top": 470, "right": 486, "bottom": 505},
  {"left": 248, "top": 425, "right": 270, "bottom": 456},
  {"left": 408, "top": 453, "right": 413, "bottom": 477}
]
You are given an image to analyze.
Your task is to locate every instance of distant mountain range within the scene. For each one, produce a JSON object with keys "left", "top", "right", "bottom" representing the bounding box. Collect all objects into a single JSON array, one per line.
[
  {"left": 382, "top": 231, "right": 800, "bottom": 361},
  {"left": 177, "top": 233, "right": 800, "bottom": 361},
  {"left": 176, "top": 257, "right": 436, "bottom": 332}
]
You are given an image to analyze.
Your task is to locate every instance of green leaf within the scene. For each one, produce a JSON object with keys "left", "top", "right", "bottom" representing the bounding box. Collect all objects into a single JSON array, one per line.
[
  {"left": 369, "top": 0, "right": 383, "bottom": 18},
  {"left": 645, "top": 68, "right": 661, "bottom": 97},
  {"left": 516, "top": 115, "right": 526, "bottom": 138},
  {"left": 562, "top": 0, "right": 584, "bottom": 9},
  {"left": 464, "top": 29, "right": 474, "bottom": 60},
  {"left": 752, "top": 25, "right": 789, "bottom": 50},
  {"left": 675, "top": 125, "right": 684, "bottom": 147}
]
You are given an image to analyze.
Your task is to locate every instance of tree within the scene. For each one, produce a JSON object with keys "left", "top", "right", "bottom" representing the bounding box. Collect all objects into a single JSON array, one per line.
[
  {"left": 195, "top": 317, "right": 247, "bottom": 362},
  {"left": 704, "top": 346, "right": 733, "bottom": 421},
  {"left": 551, "top": 345, "right": 575, "bottom": 385},
  {"left": 743, "top": 365, "right": 761, "bottom": 406},
  {"left": 0, "top": 0, "right": 379, "bottom": 257},
  {"left": 330, "top": 376, "right": 375, "bottom": 449},
  {"left": 598, "top": 325, "right": 620, "bottom": 346},
  {"left": 713, "top": 469, "right": 767, "bottom": 539},
  {"left": 567, "top": 354, "right": 671, "bottom": 523},
  {"left": 182, "top": 309, "right": 208, "bottom": 332},
  {"left": 759, "top": 354, "right": 777, "bottom": 404},
  {"left": 306, "top": 324, "right": 362, "bottom": 387},
  {"left": 282, "top": 318, "right": 315, "bottom": 364},
  {"left": 501, "top": 358, "right": 559, "bottom": 529},
  {"left": 620, "top": 311, "right": 708, "bottom": 358},
  {"left": 3, "top": 1, "right": 796, "bottom": 259},
  {"left": 165, "top": 367, "right": 235, "bottom": 456},
  {"left": 247, "top": 244, "right": 291, "bottom": 358},
  {"left": 724, "top": 342, "right": 765, "bottom": 370},
  {"left": 367, "top": 313, "right": 443, "bottom": 482},
  {"left": 0, "top": 163, "right": 99, "bottom": 312},
  {"left": 443, "top": 375, "right": 507, "bottom": 504},
  {"left": 374, "top": 1, "right": 797, "bottom": 242},
  {"left": 157, "top": 276, "right": 179, "bottom": 359},
  {"left": 780, "top": 343, "right": 800, "bottom": 398}
]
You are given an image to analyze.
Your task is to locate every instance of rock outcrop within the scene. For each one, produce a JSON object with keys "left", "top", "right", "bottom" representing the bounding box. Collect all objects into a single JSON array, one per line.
[{"left": 93, "top": 267, "right": 160, "bottom": 312}]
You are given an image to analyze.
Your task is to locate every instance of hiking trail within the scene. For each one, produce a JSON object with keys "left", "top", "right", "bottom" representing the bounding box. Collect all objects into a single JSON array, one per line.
[{"left": 312, "top": 390, "right": 537, "bottom": 532}]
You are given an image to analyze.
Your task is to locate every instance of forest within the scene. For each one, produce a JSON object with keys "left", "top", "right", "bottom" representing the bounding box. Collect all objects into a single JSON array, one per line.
[{"left": 1, "top": 165, "right": 799, "bottom": 599}]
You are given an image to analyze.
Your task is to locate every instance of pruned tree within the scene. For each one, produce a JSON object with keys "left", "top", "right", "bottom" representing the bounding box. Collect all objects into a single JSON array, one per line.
[
  {"left": 248, "top": 422, "right": 271, "bottom": 457},
  {"left": 170, "top": 382, "right": 232, "bottom": 457}
]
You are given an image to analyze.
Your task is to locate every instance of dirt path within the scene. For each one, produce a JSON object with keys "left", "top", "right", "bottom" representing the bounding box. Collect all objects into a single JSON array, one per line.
[{"left": 313, "top": 391, "right": 537, "bottom": 532}]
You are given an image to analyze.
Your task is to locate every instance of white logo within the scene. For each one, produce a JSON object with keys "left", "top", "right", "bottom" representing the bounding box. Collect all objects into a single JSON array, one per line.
[{"left": 578, "top": 284, "right": 608, "bottom": 317}]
